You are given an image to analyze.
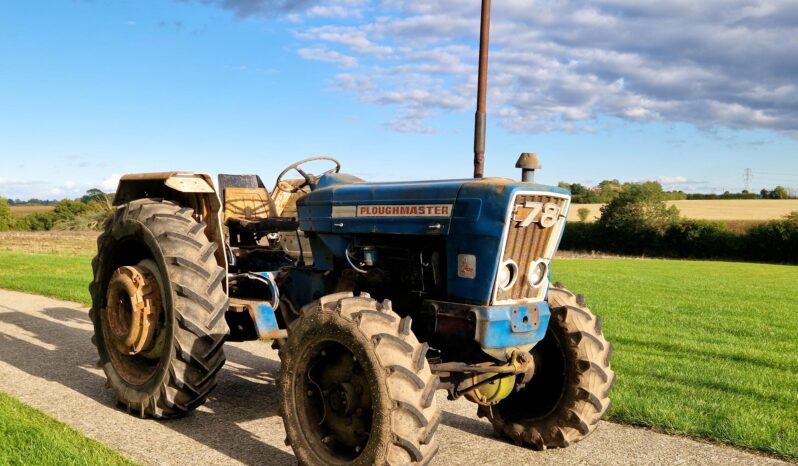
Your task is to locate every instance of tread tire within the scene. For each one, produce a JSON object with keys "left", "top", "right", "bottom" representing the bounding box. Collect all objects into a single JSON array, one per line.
[
  {"left": 278, "top": 293, "right": 440, "bottom": 465},
  {"left": 89, "top": 199, "right": 229, "bottom": 418},
  {"left": 481, "top": 284, "right": 614, "bottom": 449}
]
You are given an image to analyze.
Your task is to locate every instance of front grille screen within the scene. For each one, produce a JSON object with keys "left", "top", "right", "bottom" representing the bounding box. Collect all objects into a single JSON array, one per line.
[{"left": 493, "top": 194, "right": 569, "bottom": 303}]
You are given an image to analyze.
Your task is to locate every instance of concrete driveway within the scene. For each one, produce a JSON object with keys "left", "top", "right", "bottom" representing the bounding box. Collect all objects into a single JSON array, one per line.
[{"left": 0, "top": 289, "right": 788, "bottom": 465}]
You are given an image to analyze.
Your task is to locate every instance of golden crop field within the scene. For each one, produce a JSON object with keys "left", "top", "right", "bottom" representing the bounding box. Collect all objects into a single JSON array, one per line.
[
  {"left": 568, "top": 199, "right": 798, "bottom": 223},
  {"left": 9, "top": 205, "right": 55, "bottom": 218},
  {"left": 0, "top": 231, "right": 99, "bottom": 255}
]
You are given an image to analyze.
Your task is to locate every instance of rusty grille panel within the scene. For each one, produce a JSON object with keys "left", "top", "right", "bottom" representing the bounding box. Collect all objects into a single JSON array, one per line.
[{"left": 494, "top": 194, "right": 568, "bottom": 303}]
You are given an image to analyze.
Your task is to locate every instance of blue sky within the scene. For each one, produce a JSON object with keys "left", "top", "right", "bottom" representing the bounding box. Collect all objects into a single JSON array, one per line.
[{"left": 1, "top": 0, "right": 796, "bottom": 200}]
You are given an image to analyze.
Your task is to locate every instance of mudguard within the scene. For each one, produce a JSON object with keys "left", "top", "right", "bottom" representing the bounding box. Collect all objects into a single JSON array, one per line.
[{"left": 112, "top": 172, "right": 227, "bottom": 275}]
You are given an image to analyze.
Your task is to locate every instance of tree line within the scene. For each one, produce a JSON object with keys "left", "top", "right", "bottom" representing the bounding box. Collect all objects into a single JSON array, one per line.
[
  {"left": 560, "top": 182, "right": 798, "bottom": 263},
  {"left": 558, "top": 180, "right": 796, "bottom": 204},
  {"left": 0, "top": 189, "right": 113, "bottom": 232}
]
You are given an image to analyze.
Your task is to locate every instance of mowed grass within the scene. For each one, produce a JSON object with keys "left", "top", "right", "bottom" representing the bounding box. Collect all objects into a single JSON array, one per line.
[
  {"left": 0, "top": 392, "right": 136, "bottom": 465},
  {"left": 0, "top": 246, "right": 796, "bottom": 459},
  {"left": 553, "top": 259, "right": 798, "bottom": 459},
  {"left": 568, "top": 199, "right": 798, "bottom": 223},
  {"left": 0, "top": 252, "right": 92, "bottom": 305}
]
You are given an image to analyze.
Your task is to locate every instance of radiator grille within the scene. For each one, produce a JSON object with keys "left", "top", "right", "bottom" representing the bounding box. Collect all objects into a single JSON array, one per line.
[{"left": 493, "top": 194, "right": 569, "bottom": 303}]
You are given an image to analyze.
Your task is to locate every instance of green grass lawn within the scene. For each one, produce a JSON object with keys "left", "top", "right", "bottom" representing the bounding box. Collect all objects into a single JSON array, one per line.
[
  {"left": 0, "top": 252, "right": 92, "bottom": 306},
  {"left": 0, "top": 392, "right": 136, "bottom": 465},
  {"left": 553, "top": 259, "right": 798, "bottom": 459},
  {"left": 0, "top": 250, "right": 796, "bottom": 459}
]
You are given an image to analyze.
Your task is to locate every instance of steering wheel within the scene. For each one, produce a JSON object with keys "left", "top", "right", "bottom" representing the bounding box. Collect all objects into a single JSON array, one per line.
[{"left": 274, "top": 156, "right": 341, "bottom": 193}]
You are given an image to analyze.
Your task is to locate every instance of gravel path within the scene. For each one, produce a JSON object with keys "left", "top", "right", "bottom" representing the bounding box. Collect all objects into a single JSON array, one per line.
[{"left": 0, "top": 289, "right": 789, "bottom": 466}]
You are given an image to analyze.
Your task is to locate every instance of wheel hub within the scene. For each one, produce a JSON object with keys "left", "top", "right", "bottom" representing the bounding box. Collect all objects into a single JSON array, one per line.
[
  {"left": 105, "top": 265, "right": 162, "bottom": 356},
  {"left": 302, "top": 342, "right": 372, "bottom": 458},
  {"left": 328, "top": 382, "right": 357, "bottom": 416}
]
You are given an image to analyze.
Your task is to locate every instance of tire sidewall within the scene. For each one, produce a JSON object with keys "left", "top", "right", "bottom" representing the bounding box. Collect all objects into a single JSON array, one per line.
[
  {"left": 280, "top": 306, "right": 392, "bottom": 466},
  {"left": 93, "top": 213, "right": 177, "bottom": 402},
  {"left": 483, "top": 286, "right": 613, "bottom": 449}
]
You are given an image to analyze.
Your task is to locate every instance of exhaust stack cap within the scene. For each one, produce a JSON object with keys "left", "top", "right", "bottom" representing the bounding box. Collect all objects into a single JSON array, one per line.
[{"left": 516, "top": 152, "right": 541, "bottom": 182}]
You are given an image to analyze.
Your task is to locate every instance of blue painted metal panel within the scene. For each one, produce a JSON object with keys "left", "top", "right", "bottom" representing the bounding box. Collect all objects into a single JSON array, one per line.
[
  {"left": 446, "top": 180, "right": 568, "bottom": 304},
  {"left": 241, "top": 272, "right": 283, "bottom": 339},
  {"left": 297, "top": 175, "right": 571, "bottom": 306},
  {"left": 253, "top": 303, "right": 280, "bottom": 339},
  {"left": 473, "top": 302, "right": 551, "bottom": 349},
  {"left": 298, "top": 177, "right": 465, "bottom": 235}
]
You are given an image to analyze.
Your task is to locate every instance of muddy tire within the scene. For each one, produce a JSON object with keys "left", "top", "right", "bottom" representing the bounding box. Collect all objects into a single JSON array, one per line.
[
  {"left": 480, "top": 283, "right": 614, "bottom": 449},
  {"left": 278, "top": 293, "right": 440, "bottom": 465},
  {"left": 89, "top": 199, "right": 229, "bottom": 418}
]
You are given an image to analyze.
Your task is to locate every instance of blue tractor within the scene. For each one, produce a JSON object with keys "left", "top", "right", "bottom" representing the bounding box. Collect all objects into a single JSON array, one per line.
[
  {"left": 89, "top": 3, "right": 612, "bottom": 462},
  {"left": 89, "top": 155, "right": 614, "bottom": 465}
]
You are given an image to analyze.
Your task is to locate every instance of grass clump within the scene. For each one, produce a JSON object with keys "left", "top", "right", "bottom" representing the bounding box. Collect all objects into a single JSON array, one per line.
[{"left": 0, "top": 392, "right": 136, "bottom": 465}]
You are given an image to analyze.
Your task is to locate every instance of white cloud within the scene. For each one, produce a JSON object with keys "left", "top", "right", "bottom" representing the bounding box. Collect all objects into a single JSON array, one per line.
[
  {"left": 285, "top": 0, "right": 798, "bottom": 135},
  {"left": 298, "top": 47, "right": 358, "bottom": 68},
  {"left": 657, "top": 176, "right": 689, "bottom": 184},
  {"left": 655, "top": 175, "right": 710, "bottom": 192},
  {"left": 307, "top": 0, "right": 368, "bottom": 19},
  {"left": 101, "top": 174, "right": 122, "bottom": 192}
]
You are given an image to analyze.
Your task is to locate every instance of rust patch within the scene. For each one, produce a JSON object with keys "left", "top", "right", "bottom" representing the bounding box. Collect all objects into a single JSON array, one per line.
[{"left": 104, "top": 265, "right": 162, "bottom": 355}]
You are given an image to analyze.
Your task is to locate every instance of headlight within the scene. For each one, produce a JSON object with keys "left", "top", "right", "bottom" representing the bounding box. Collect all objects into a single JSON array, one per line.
[
  {"left": 528, "top": 260, "right": 548, "bottom": 288},
  {"left": 497, "top": 260, "right": 518, "bottom": 290}
]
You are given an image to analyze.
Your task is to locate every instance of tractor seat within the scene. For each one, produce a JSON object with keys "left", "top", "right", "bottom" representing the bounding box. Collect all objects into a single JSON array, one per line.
[{"left": 218, "top": 175, "right": 299, "bottom": 246}]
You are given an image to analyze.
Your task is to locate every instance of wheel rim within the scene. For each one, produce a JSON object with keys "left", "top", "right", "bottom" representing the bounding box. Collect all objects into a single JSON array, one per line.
[
  {"left": 101, "top": 261, "right": 167, "bottom": 386},
  {"left": 294, "top": 340, "right": 374, "bottom": 463},
  {"left": 497, "top": 326, "right": 568, "bottom": 421}
]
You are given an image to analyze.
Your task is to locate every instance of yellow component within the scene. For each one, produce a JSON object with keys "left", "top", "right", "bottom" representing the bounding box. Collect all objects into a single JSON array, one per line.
[
  {"left": 466, "top": 373, "right": 516, "bottom": 405},
  {"left": 223, "top": 187, "right": 272, "bottom": 222},
  {"left": 271, "top": 179, "right": 306, "bottom": 217},
  {"left": 464, "top": 354, "right": 525, "bottom": 405}
]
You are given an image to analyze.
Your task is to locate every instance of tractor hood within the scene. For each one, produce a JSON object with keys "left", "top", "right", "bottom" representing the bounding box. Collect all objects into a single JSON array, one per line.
[
  {"left": 296, "top": 173, "right": 571, "bottom": 304},
  {"left": 296, "top": 173, "right": 569, "bottom": 236}
]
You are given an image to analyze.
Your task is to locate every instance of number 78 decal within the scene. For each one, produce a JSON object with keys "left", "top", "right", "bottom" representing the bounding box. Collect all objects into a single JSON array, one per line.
[{"left": 514, "top": 201, "right": 562, "bottom": 228}]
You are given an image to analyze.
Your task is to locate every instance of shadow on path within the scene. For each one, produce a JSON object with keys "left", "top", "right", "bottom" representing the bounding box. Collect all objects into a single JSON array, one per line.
[{"left": 0, "top": 304, "right": 294, "bottom": 465}]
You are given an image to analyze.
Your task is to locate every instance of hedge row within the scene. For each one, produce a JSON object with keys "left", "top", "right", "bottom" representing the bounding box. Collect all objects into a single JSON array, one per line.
[{"left": 560, "top": 218, "right": 798, "bottom": 263}]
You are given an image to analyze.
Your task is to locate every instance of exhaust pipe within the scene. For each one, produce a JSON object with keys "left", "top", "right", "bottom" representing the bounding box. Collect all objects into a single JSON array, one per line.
[{"left": 473, "top": 0, "right": 491, "bottom": 179}]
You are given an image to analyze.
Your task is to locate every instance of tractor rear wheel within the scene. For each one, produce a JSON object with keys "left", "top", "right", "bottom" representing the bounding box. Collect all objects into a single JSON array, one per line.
[
  {"left": 89, "top": 199, "right": 229, "bottom": 418},
  {"left": 278, "top": 293, "right": 440, "bottom": 465},
  {"left": 480, "top": 283, "right": 614, "bottom": 449}
]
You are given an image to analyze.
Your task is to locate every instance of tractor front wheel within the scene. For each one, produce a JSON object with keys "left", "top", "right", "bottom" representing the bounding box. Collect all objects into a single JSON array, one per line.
[
  {"left": 278, "top": 293, "right": 440, "bottom": 465},
  {"left": 480, "top": 284, "right": 615, "bottom": 449},
  {"left": 89, "top": 199, "right": 229, "bottom": 418}
]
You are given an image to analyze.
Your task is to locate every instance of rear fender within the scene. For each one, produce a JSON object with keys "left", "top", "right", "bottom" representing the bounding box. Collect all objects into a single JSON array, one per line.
[{"left": 112, "top": 172, "right": 227, "bottom": 279}]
